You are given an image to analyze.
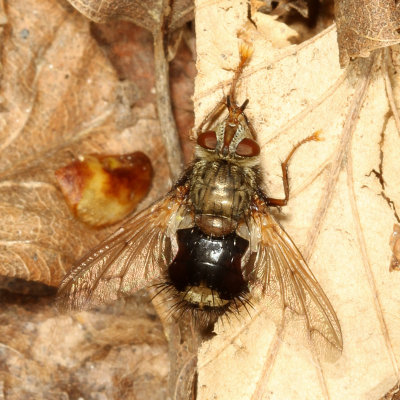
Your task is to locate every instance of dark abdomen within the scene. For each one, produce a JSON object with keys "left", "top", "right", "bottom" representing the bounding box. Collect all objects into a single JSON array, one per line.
[{"left": 168, "top": 226, "right": 249, "bottom": 312}]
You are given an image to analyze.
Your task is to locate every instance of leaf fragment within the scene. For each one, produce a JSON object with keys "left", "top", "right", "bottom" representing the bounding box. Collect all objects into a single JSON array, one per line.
[{"left": 335, "top": 0, "right": 400, "bottom": 67}]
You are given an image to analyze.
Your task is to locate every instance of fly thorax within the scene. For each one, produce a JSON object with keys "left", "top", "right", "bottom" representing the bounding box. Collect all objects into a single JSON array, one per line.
[{"left": 190, "top": 160, "right": 255, "bottom": 236}]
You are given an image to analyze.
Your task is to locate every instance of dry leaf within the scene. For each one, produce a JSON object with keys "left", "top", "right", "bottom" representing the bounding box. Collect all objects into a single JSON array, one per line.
[
  {"left": 90, "top": 21, "right": 196, "bottom": 161},
  {"left": 0, "top": 290, "right": 168, "bottom": 400},
  {"left": 0, "top": 1, "right": 195, "bottom": 398},
  {"left": 194, "top": 0, "right": 400, "bottom": 398},
  {"left": 65, "top": 0, "right": 195, "bottom": 181},
  {"left": 4, "top": 0, "right": 400, "bottom": 399},
  {"left": 335, "top": 0, "right": 400, "bottom": 67},
  {"left": 382, "top": 382, "right": 400, "bottom": 400},
  {"left": 0, "top": 0, "right": 170, "bottom": 286},
  {"left": 66, "top": 0, "right": 194, "bottom": 32},
  {"left": 65, "top": 6, "right": 197, "bottom": 396}
]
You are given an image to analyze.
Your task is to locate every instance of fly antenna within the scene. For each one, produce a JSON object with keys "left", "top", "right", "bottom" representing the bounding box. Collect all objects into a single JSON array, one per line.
[{"left": 240, "top": 99, "right": 249, "bottom": 111}]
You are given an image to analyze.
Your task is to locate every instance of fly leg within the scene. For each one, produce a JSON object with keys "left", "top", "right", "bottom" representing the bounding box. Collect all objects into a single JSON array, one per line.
[
  {"left": 229, "top": 43, "right": 253, "bottom": 103},
  {"left": 267, "top": 130, "right": 322, "bottom": 207},
  {"left": 194, "top": 99, "right": 226, "bottom": 138}
]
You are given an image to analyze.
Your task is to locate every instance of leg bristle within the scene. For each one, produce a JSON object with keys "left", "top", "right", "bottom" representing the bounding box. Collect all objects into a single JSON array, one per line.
[{"left": 239, "top": 42, "right": 254, "bottom": 66}]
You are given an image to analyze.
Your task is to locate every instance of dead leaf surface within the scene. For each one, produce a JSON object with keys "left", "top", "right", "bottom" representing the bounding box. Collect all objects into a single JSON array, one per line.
[
  {"left": 335, "top": 0, "right": 400, "bottom": 67},
  {"left": 194, "top": 0, "right": 400, "bottom": 399},
  {"left": 0, "top": 290, "right": 168, "bottom": 400},
  {"left": 65, "top": 0, "right": 195, "bottom": 181},
  {"left": 0, "top": 0, "right": 170, "bottom": 286},
  {"left": 66, "top": 0, "right": 194, "bottom": 32},
  {"left": 0, "top": 1, "right": 196, "bottom": 398}
]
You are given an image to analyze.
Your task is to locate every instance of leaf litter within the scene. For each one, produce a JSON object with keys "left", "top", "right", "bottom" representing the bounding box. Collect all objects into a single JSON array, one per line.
[
  {"left": 0, "top": 0, "right": 194, "bottom": 398},
  {"left": 2, "top": 0, "right": 400, "bottom": 399}
]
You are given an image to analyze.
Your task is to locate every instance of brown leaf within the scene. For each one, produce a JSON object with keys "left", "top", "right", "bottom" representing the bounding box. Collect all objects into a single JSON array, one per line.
[
  {"left": 1, "top": 1, "right": 197, "bottom": 399},
  {"left": 194, "top": 1, "right": 400, "bottom": 398},
  {"left": 170, "top": 36, "right": 196, "bottom": 162},
  {"left": 0, "top": 292, "right": 168, "bottom": 400},
  {"left": 382, "top": 382, "right": 400, "bottom": 399},
  {"left": 90, "top": 22, "right": 156, "bottom": 105},
  {"left": 0, "top": 0, "right": 170, "bottom": 286},
  {"left": 65, "top": 0, "right": 194, "bottom": 181},
  {"left": 66, "top": 0, "right": 194, "bottom": 32},
  {"left": 335, "top": 0, "right": 400, "bottom": 67},
  {"left": 0, "top": 1, "right": 197, "bottom": 398}
]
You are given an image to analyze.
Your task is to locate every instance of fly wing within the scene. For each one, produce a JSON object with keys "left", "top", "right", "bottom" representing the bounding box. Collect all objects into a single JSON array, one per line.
[
  {"left": 57, "top": 190, "right": 188, "bottom": 311},
  {"left": 247, "top": 205, "right": 343, "bottom": 354}
]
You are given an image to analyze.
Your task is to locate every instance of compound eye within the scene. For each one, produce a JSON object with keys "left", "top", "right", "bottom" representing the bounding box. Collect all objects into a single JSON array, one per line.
[
  {"left": 197, "top": 130, "right": 217, "bottom": 150},
  {"left": 235, "top": 138, "right": 260, "bottom": 157}
]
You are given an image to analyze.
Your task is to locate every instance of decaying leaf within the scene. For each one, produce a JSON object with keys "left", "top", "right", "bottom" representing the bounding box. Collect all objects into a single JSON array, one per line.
[
  {"left": 0, "top": 290, "right": 169, "bottom": 400},
  {"left": 194, "top": 1, "right": 400, "bottom": 399},
  {"left": 65, "top": 0, "right": 195, "bottom": 181},
  {"left": 382, "top": 382, "right": 400, "bottom": 400},
  {"left": 55, "top": 152, "right": 152, "bottom": 227},
  {"left": 0, "top": 0, "right": 170, "bottom": 286},
  {"left": 335, "top": 0, "right": 400, "bottom": 67},
  {"left": 66, "top": 0, "right": 194, "bottom": 32},
  {"left": 0, "top": 1, "right": 194, "bottom": 399},
  {"left": 3, "top": 0, "right": 400, "bottom": 399}
]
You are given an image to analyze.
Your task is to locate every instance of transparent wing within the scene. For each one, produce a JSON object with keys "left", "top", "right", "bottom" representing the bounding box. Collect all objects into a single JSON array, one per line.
[
  {"left": 57, "top": 191, "right": 188, "bottom": 311},
  {"left": 247, "top": 207, "right": 343, "bottom": 354}
]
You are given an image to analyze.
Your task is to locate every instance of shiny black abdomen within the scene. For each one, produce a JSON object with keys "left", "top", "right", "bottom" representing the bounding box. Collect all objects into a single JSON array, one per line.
[{"left": 168, "top": 227, "right": 249, "bottom": 302}]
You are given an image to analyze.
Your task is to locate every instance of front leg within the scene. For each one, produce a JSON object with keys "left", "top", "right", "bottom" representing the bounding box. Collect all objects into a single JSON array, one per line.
[
  {"left": 267, "top": 130, "right": 322, "bottom": 207},
  {"left": 195, "top": 98, "right": 226, "bottom": 138}
]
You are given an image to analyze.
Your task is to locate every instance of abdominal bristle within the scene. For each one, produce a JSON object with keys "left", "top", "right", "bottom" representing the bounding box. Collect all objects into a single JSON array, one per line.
[{"left": 150, "top": 279, "right": 252, "bottom": 328}]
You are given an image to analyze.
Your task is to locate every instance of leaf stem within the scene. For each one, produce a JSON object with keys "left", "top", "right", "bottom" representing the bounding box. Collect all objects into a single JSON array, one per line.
[{"left": 153, "top": 29, "right": 184, "bottom": 182}]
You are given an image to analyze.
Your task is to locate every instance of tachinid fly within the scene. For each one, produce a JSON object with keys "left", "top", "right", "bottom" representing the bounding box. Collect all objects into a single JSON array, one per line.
[{"left": 57, "top": 44, "right": 343, "bottom": 354}]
